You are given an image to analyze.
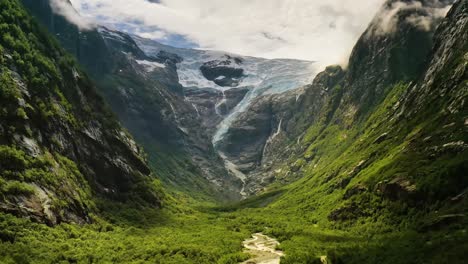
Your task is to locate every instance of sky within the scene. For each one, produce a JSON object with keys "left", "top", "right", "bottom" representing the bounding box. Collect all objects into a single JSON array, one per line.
[{"left": 66, "top": 0, "right": 388, "bottom": 65}]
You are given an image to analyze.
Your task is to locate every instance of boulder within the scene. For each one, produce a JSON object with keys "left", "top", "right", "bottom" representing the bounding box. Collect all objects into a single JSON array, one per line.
[{"left": 376, "top": 177, "right": 417, "bottom": 201}]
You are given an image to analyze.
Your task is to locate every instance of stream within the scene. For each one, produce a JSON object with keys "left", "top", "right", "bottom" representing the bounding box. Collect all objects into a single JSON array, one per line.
[
  {"left": 218, "top": 151, "right": 247, "bottom": 198},
  {"left": 241, "top": 233, "right": 284, "bottom": 264}
]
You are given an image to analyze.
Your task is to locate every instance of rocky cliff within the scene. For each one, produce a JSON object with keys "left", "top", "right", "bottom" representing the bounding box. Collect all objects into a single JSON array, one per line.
[{"left": 0, "top": 0, "right": 162, "bottom": 225}]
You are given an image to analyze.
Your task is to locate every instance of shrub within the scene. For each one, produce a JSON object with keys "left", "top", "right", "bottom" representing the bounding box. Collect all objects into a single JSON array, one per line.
[{"left": 0, "top": 146, "right": 28, "bottom": 171}]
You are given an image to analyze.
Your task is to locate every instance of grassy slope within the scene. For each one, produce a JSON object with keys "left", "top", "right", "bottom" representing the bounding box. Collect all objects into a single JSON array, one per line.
[{"left": 0, "top": 205, "right": 251, "bottom": 264}]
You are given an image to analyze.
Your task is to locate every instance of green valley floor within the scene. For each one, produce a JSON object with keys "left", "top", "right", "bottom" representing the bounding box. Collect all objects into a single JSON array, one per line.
[{"left": 1, "top": 191, "right": 467, "bottom": 264}]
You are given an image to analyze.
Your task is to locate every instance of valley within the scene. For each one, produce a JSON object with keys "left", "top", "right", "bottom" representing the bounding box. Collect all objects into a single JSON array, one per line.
[{"left": 0, "top": 0, "right": 467, "bottom": 263}]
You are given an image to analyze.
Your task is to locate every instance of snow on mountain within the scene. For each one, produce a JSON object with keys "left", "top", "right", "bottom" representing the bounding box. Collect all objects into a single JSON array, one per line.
[
  {"left": 136, "top": 60, "right": 166, "bottom": 72},
  {"left": 132, "top": 36, "right": 318, "bottom": 145}
]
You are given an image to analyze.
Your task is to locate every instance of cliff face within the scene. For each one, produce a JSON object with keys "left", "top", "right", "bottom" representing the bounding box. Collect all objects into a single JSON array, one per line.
[{"left": 0, "top": 0, "right": 162, "bottom": 225}]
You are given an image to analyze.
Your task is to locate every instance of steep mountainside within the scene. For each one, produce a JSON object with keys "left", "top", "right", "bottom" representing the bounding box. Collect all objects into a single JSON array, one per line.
[
  {"left": 0, "top": 0, "right": 161, "bottom": 225},
  {"left": 262, "top": 0, "right": 467, "bottom": 241},
  {"left": 222, "top": 0, "right": 463, "bottom": 195},
  {"left": 20, "top": 0, "right": 241, "bottom": 200}
]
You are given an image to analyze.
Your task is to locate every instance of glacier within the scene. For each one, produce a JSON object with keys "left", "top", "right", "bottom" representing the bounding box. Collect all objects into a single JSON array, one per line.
[{"left": 132, "top": 36, "right": 318, "bottom": 146}]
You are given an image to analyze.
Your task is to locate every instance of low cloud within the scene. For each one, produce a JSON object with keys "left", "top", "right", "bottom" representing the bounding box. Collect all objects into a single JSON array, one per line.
[
  {"left": 370, "top": 0, "right": 452, "bottom": 35},
  {"left": 50, "top": 0, "right": 95, "bottom": 30}
]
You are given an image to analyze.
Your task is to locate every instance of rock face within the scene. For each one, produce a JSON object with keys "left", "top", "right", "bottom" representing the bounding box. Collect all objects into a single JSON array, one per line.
[
  {"left": 183, "top": 87, "right": 249, "bottom": 135},
  {"left": 217, "top": 96, "right": 273, "bottom": 173},
  {"left": 376, "top": 178, "right": 417, "bottom": 201},
  {"left": 200, "top": 55, "right": 245, "bottom": 87},
  {"left": 0, "top": 0, "right": 161, "bottom": 224}
]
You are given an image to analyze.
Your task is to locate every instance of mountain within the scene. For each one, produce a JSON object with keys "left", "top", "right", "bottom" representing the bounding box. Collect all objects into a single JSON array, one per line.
[
  {"left": 1, "top": 0, "right": 466, "bottom": 263},
  {"left": 20, "top": 0, "right": 318, "bottom": 200},
  {"left": 0, "top": 0, "right": 161, "bottom": 225},
  {"left": 132, "top": 36, "right": 317, "bottom": 197},
  {"left": 253, "top": 0, "right": 467, "bottom": 260},
  {"left": 20, "top": 0, "right": 235, "bottom": 199},
  {"left": 214, "top": 0, "right": 463, "bottom": 195}
]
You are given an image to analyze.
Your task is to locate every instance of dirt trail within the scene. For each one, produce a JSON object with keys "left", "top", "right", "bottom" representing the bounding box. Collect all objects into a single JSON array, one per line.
[{"left": 241, "top": 233, "right": 284, "bottom": 264}]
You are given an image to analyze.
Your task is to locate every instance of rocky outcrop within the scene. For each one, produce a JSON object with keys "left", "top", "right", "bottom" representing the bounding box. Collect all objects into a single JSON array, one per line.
[
  {"left": 217, "top": 94, "right": 273, "bottom": 174},
  {"left": 375, "top": 178, "right": 417, "bottom": 201},
  {"left": 344, "top": 184, "right": 368, "bottom": 200},
  {"left": 200, "top": 55, "right": 245, "bottom": 87},
  {"left": 328, "top": 203, "right": 368, "bottom": 221},
  {"left": 183, "top": 87, "right": 249, "bottom": 135}
]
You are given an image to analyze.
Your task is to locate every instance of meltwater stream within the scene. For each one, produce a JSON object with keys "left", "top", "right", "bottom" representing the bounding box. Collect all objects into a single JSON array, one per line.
[{"left": 241, "top": 233, "right": 284, "bottom": 264}]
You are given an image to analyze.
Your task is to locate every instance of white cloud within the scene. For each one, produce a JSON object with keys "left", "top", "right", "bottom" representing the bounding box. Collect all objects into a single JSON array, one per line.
[
  {"left": 370, "top": 1, "right": 452, "bottom": 36},
  {"left": 50, "top": 0, "right": 95, "bottom": 30},
  {"left": 134, "top": 31, "right": 167, "bottom": 40},
  {"left": 68, "top": 0, "right": 388, "bottom": 66}
]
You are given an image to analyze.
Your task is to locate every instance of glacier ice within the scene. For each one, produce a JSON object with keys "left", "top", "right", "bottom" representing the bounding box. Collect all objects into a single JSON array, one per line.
[{"left": 132, "top": 36, "right": 318, "bottom": 146}]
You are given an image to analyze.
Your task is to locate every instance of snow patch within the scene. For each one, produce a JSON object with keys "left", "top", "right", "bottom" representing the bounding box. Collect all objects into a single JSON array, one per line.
[{"left": 136, "top": 60, "right": 166, "bottom": 72}]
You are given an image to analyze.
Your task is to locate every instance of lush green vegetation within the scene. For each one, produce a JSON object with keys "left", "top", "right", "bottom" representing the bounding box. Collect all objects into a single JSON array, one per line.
[
  {"left": 0, "top": 206, "right": 251, "bottom": 264},
  {"left": 0, "top": 0, "right": 162, "bottom": 216},
  {"left": 0, "top": 0, "right": 466, "bottom": 263},
  {"left": 0, "top": 197, "right": 466, "bottom": 263}
]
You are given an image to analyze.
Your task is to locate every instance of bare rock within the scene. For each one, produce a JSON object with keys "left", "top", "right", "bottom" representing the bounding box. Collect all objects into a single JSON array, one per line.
[{"left": 376, "top": 177, "right": 417, "bottom": 201}]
